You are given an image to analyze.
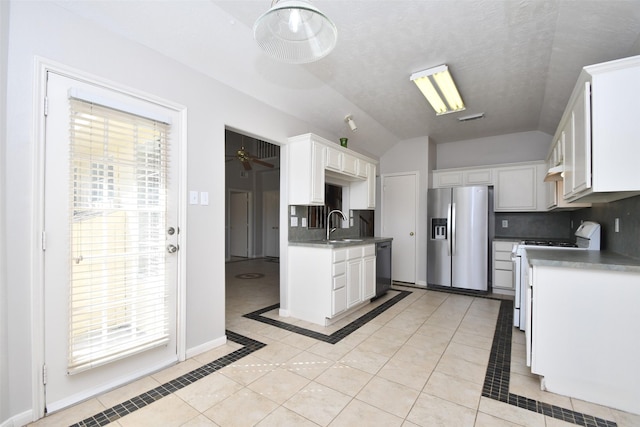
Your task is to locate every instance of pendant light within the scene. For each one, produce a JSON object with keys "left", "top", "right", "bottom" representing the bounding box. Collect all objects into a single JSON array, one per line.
[{"left": 253, "top": 0, "right": 337, "bottom": 64}]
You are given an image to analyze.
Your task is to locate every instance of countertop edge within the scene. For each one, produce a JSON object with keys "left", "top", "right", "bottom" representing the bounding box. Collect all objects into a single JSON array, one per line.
[
  {"left": 525, "top": 248, "right": 640, "bottom": 273},
  {"left": 289, "top": 237, "right": 393, "bottom": 248}
]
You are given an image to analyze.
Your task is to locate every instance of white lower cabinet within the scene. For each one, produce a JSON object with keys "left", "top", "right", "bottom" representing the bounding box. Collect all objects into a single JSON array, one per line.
[
  {"left": 492, "top": 240, "right": 517, "bottom": 294},
  {"left": 289, "top": 244, "right": 376, "bottom": 325}
]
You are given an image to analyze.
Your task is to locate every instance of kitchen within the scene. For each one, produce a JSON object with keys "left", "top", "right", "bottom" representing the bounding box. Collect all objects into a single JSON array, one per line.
[{"left": 3, "top": 1, "right": 640, "bottom": 426}]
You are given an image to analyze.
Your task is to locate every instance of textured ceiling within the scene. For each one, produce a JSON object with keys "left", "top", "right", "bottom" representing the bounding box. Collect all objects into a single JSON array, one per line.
[{"left": 54, "top": 1, "right": 640, "bottom": 157}]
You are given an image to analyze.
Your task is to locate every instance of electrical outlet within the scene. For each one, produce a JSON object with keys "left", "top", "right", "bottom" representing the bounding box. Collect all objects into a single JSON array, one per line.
[
  {"left": 615, "top": 218, "right": 620, "bottom": 233},
  {"left": 502, "top": 220, "right": 509, "bottom": 228}
]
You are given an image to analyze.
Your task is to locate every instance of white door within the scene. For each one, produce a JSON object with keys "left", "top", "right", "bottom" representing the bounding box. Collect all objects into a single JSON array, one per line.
[
  {"left": 43, "top": 72, "right": 181, "bottom": 412},
  {"left": 263, "top": 190, "right": 279, "bottom": 258},
  {"left": 229, "top": 191, "right": 249, "bottom": 257},
  {"left": 381, "top": 173, "right": 417, "bottom": 283}
]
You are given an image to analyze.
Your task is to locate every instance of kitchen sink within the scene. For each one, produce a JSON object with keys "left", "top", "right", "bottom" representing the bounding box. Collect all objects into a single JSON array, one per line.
[{"left": 326, "top": 238, "right": 364, "bottom": 243}]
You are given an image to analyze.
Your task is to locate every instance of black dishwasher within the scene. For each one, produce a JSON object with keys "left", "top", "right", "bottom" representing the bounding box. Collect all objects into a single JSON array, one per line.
[{"left": 375, "top": 241, "right": 392, "bottom": 298}]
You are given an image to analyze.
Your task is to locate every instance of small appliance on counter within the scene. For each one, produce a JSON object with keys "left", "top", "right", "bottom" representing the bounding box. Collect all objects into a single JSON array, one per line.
[{"left": 511, "top": 221, "right": 601, "bottom": 331}]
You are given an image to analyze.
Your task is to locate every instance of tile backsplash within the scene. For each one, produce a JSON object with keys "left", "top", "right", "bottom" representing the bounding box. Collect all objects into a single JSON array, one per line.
[
  {"left": 288, "top": 206, "right": 374, "bottom": 241},
  {"left": 570, "top": 194, "right": 640, "bottom": 259},
  {"left": 494, "top": 211, "right": 572, "bottom": 240}
]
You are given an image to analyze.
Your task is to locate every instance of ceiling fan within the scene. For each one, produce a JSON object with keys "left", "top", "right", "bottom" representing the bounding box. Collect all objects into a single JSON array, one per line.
[{"left": 226, "top": 145, "right": 274, "bottom": 171}]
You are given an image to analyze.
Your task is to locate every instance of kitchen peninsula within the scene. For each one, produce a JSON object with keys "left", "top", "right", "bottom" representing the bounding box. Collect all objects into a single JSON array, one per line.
[
  {"left": 288, "top": 237, "right": 392, "bottom": 326},
  {"left": 525, "top": 248, "right": 640, "bottom": 414}
]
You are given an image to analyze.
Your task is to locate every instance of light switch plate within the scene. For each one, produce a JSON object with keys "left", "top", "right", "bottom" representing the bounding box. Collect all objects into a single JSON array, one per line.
[
  {"left": 290, "top": 206, "right": 296, "bottom": 215},
  {"left": 301, "top": 217, "right": 307, "bottom": 227},
  {"left": 200, "top": 191, "right": 209, "bottom": 206},
  {"left": 189, "top": 191, "right": 198, "bottom": 205},
  {"left": 291, "top": 217, "right": 298, "bottom": 227}
]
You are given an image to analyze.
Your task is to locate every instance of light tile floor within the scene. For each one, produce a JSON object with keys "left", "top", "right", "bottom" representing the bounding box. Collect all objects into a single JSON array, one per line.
[{"left": 29, "top": 258, "right": 640, "bottom": 427}]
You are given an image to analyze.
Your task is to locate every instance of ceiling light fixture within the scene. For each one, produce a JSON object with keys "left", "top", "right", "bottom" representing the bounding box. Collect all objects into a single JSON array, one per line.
[
  {"left": 253, "top": 0, "right": 337, "bottom": 64},
  {"left": 345, "top": 115, "right": 357, "bottom": 132},
  {"left": 410, "top": 65, "right": 465, "bottom": 115}
]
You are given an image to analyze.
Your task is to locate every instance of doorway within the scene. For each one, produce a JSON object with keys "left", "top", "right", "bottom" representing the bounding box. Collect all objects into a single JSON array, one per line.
[{"left": 224, "top": 129, "right": 281, "bottom": 312}]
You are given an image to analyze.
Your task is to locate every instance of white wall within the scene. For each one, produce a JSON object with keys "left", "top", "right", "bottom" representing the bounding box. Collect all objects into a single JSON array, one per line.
[
  {"left": 2, "top": 2, "right": 328, "bottom": 423},
  {"left": 1, "top": 0, "right": 10, "bottom": 423},
  {"left": 436, "top": 130, "right": 552, "bottom": 169},
  {"left": 378, "top": 136, "right": 430, "bottom": 286}
]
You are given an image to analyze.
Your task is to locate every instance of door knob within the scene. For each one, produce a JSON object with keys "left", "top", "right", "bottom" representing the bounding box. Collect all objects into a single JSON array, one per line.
[
  {"left": 167, "top": 227, "right": 176, "bottom": 235},
  {"left": 167, "top": 244, "right": 179, "bottom": 253},
  {"left": 409, "top": 232, "right": 414, "bottom": 236}
]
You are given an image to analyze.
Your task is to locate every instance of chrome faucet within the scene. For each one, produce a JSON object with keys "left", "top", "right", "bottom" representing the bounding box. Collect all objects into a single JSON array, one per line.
[{"left": 326, "top": 209, "right": 348, "bottom": 240}]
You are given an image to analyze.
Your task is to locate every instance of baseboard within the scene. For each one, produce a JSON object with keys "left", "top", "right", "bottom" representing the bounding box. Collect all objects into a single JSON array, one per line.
[
  {"left": 278, "top": 308, "right": 290, "bottom": 318},
  {"left": 1, "top": 409, "right": 32, "bottom": 427},
  {"left": 185, "top": 335, "right": 227, "bottom": 359}
]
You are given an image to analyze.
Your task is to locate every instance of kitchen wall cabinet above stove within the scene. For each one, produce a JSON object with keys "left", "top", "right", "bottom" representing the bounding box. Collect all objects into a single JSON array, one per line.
[
  {"left": 288, "top": 133, "right": 378, "bottom": 209},
  {"left": 548, "top": 55, "right": 640, "bottom": 203}
]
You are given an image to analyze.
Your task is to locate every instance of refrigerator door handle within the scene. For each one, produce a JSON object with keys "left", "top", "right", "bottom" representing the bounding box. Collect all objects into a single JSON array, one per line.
[
  {"left": 446, "top": 203, "right": 452, "bottom": 256},
  {"left": 451, "top": 203, "right": 456, "bottom": 256}
]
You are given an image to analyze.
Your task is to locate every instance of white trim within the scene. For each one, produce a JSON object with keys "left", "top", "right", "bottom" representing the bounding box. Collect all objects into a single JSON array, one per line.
[
  {"left": 184, "top": 335, "right": 227, "bottom": 360},
  {"left": 0, "top": 409, "right": 33, "bottom": 427},
  {"left": 31, "top": 57, "right": 188, "bottom": 421}
]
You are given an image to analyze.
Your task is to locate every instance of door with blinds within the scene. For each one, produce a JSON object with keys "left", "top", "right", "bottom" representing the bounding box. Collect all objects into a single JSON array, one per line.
[{"left": 43, "top": 72, "right": 181, "bottom": 413}]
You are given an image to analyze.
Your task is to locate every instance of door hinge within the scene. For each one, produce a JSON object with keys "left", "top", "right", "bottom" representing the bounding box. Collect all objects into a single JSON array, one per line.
[
  {"left": 44, "top": 97, "right": 49, "bottom": 116},
  {"left": 41, "top": 231, "right": 46, "bottom": 251},
  {"left": 42, "top": 364, "right": 47, "bottom": 385}
]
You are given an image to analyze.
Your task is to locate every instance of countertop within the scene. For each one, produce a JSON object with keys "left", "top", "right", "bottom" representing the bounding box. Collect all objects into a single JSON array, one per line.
[
  {"left": 289, "top": 236, "right": 393, "bottom": 248},
  {"left": 525, "top": 248, "right": 640, "bottom": 273}
]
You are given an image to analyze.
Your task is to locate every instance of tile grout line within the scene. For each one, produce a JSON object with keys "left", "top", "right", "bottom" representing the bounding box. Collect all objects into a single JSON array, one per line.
[{"left": 67, "top": 288, "right": 618, "bottom": 427}]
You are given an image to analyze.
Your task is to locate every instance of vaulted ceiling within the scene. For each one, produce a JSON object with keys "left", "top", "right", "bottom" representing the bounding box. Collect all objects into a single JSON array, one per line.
[{"left": 55, "top": 1, "right": 640, "bottom": 157}]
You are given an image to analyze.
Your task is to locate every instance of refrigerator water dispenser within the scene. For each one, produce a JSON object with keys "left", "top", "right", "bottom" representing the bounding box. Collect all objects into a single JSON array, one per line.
[{"left": 431, "top": 218, "right": 447, "bottom": 240}]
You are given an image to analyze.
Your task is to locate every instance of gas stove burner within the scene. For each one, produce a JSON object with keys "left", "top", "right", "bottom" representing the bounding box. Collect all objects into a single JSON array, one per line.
[{"left": 522, "top": 240, "right": 577, "bottom": 248}]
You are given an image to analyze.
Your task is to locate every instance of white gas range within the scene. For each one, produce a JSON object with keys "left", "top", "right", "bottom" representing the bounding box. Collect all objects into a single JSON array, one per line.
[{"left": 511, "top": 221, "right": 601, "bottom": 331}]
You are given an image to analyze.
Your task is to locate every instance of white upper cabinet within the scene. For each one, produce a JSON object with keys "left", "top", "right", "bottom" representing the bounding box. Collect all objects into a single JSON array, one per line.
[
  {"left": 287, "top": 133, "right": 378, "bottom": 209},
  {"left": 432, "top": 161, "right": 546, "bottom": 212},
  {"left": 552, "top": 55, "right": 640, "bottom": 203},
  {"left": 288, "top": 135, "right": 326, "bottom": 205}
]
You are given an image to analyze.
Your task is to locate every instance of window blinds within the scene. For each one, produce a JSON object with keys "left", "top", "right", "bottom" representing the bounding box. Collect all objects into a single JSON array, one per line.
[{"left": 67, "top": 97, "right": 171, "bottom": 374}]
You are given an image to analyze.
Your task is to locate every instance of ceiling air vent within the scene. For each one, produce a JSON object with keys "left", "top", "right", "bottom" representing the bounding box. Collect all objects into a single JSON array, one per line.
[{"left": 457, "top": 113, "right": 485, "bottom": 122}]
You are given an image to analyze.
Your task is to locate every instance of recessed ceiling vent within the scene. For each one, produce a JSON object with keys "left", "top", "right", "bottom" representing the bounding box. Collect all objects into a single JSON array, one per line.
[{"left": 457, "top": 113, "right": 485, "bottom": 122}]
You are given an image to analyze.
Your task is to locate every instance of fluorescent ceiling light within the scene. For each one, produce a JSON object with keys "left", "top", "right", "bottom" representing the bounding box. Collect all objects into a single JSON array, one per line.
[{"left": 410, "top": 65, "right": 465, "bottom": 115}]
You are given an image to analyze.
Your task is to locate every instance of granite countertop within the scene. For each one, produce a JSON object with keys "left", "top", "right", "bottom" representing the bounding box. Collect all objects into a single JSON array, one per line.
[
  {"left": 289, "top": 236, "right": 393, "bottom": 248},
  {"left": 525, "top": 248, "right": 640, "bottom": 273}
]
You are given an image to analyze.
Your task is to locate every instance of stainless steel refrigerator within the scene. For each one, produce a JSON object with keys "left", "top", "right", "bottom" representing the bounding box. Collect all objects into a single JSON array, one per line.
[{"left": 427, "top": 186, "right": 488, "bottom": 291}]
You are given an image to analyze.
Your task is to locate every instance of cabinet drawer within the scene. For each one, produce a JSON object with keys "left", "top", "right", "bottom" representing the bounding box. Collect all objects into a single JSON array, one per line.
[
  {"left": 494, "top": 269, "right": 513, "bottom": 289},
  {"left": 333, "top": 262, "right": 346, "bottom": 277},
  {"left": 363, "top": 244, "right": 375, "bottom": 257},
  {"left": 333, "top": 249, "right": 346, "bottom": 263},
  {"left": 494, "top": 241, "right": 517, "bottom": 252},
  {"left": 333, "top": 274, "right": 346, "bottom": 290},
  {"left": 347, "top": 247, "right": 363, "bottom": 260},
  {"left": 495, "top": 260, "right": 513, "bottom": 271},
  {"left": 494, "top": 251, "right": 513, "bottom": 262}
]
